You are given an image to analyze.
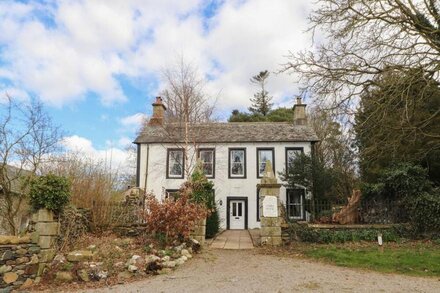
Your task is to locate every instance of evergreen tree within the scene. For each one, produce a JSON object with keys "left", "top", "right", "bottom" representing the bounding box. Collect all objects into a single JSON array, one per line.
[{"left": 248, "top": 70, "right": 273, "bottom": 116}]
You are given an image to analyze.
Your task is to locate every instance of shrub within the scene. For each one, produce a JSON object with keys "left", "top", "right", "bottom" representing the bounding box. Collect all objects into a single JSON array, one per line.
[
  {"left": 181, "top": 164, "right": 220, "bottom": 239},
  {"left": 406, "top": 191, "right": 440, "bottom": 235},
  {"left": 29, "top": 173, "right": 70, "bottom": 214},
  {"left": 143, "top": 193, "right": 207, "bottom": 245},
  {"left": 206, "top": 207, "right": 220, "bottom": 238},
  {"left": 288, "top": 223, "right": 400, "bottom": 243}
]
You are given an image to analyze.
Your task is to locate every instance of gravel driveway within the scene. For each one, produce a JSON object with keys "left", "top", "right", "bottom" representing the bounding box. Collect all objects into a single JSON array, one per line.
[{"left": 84, "top": 248, "right": 439, "bottom": 293}]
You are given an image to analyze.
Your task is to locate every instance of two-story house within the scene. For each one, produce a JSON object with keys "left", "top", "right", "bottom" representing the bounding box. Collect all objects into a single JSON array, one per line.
[{"left": 134, "top": 97, "right": 318, "bottom": 230}]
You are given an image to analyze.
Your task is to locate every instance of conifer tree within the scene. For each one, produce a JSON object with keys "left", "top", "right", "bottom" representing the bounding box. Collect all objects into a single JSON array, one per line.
[{"left": 248, "top": 70, "right": 273, "bottom": 116}]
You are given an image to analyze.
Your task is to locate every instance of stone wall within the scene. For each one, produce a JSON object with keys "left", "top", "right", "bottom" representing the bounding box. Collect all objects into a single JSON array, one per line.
[
  {"left": 0, "top": 209, "right": 59, "bottom": 291},
  {"left": 190, "top": 219, "right": 206, "bottom": 245},
  {"left": 0, "top": 236, "right": 40, "bottom": 291}
]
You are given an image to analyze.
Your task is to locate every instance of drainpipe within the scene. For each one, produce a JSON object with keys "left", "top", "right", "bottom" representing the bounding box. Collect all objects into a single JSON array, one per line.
[{"left": 142, "top": 144, "right": 150, "bottom": 215}]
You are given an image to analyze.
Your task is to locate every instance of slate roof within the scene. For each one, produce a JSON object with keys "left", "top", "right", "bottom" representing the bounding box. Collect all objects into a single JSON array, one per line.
[{"left": 134, "top": 122, "right": 319, "bottom": 144}]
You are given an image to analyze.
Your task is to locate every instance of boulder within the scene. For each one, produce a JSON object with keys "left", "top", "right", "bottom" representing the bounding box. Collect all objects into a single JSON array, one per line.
[
  {"left": 20, "top": 278, "right": 34, "bottom": 289},
  {"left": 181, "top": 249, "right": 192, "bottom": 259},
  {"left": 1, "top": 250, "right": 13, "bottom": 261},
  {"left": 3, "top": 272, "right": 18, "bottom": 284},
  {"left": 55, "top": 271, "right": 73, "bottom": 282},
  {"left": 0, "top": 265, "right": 12, "bottom": 274},
  {"left": 145, "top": 255, "right": 160, "bottom": 264},
  {"left": 162, "top": 261, "right": 176, "bottom": 268},
  {"left": 66, "top": 250, "right": 94, "bottom": 262},
  {"left": 16, "top": 256, "right": 29, "bottom": 264},
  {"left": 128, "top": 265, "right": 138, "bottom": 272},
  {"left": 77, "top": 269, "right": 90, "bottom": 282}
]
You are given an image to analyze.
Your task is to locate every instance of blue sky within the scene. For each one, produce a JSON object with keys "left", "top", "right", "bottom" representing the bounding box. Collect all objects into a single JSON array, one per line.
[{"left": 0, "top": 0, "right": 313, "bottom": 168}]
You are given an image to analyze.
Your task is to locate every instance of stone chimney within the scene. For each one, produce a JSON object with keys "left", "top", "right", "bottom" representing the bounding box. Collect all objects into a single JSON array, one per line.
[
  {"left": 293, "top": 97, "right": 307, "bottom": 125},
  {"left": 148, "top": 96, "right": 167, "bottom": 126}
]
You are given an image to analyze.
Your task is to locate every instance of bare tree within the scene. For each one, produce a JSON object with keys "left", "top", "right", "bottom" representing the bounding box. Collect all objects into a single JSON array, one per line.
[
  {"left": 158, "top": 58, "right": 218, "bottom": 178},
  {"left": 161, "top": 58, "right": 216, "bottom": 124},
  {"left": 0, "top": 95, "right": 62, "bottom": 234},
  {"left": 283, "top": 0, "right": 440, "bottom": 137}
]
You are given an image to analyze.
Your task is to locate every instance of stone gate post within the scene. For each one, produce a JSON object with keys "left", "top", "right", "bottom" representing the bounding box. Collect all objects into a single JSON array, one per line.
[{"left": 258, "top": 161, "right": 282, "bottom": 246}]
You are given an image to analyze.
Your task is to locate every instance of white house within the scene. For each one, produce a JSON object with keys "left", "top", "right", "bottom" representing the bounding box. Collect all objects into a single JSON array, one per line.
[{"left": 134, "top": 97, "right": 318, "bottom": 230}]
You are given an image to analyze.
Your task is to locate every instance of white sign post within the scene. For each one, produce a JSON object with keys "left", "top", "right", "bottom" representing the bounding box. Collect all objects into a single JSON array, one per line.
[{"left": 262, "top": 196, "right": 278, "bottom": 217}]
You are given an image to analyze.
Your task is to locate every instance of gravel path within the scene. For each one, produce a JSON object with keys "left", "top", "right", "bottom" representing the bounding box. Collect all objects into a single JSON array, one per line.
[{"left": 84, "top": 249, "right": 439, "bottom": 293}]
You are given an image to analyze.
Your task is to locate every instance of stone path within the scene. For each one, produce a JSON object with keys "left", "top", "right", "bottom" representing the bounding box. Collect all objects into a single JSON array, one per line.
[
  {"left": 210, "top": 230, "right": 254, "bottom": 249},
  {"left": 85, "top": 249, "right": 440, "bottom": 293}
]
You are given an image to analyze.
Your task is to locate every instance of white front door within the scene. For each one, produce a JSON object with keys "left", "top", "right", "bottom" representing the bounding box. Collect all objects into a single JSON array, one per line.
[{"left": 229, "top": 200, "right": 245, "bottom": 229}]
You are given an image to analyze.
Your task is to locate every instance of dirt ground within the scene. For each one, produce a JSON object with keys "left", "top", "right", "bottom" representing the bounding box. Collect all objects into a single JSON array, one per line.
[{"left": 78, "top": 248, "right": 440, "bottom": 293}]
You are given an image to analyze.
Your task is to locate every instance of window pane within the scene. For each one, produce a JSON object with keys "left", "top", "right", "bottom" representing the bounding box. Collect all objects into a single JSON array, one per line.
[
  {"left": 200, "top": 151, "right": 213, "bottom": 163},
  {"left": 169, "top": 150, "right": 183, "bottom": 176},
  {"left": 287, "top": 149, "right": 301, "bottom": 170},
  {"left": 203, "top": 163, "right": 213, "bottom": 176},
  {"left": 232, "top": 202, "right": 237, "bottom": 216},
  {"left": 258, "top": 150, "right": 273, "bottom": 176},
  {"left": 238, "top": 202, "right": 242, "bottom": 217},
  {"left": 230, "top": 150, "right": 244, "bottom": 176}
]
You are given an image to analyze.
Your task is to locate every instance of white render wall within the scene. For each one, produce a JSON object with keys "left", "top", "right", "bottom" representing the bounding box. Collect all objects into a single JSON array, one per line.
[{"left": 138, "top": 141, "right": 312, "bottom": 229}]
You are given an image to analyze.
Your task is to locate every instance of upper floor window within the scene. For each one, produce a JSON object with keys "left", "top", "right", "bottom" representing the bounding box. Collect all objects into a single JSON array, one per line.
[
  {"left": 257, "top": 148, "right": 275, "bottom": 178},
  {"left": 285, "top": 147, "right": 304, "bottom": 173},
  {"left": 229, "top": 148, "right": 246, "bottom": 178},
  {"left": 167, "top": 148, "right": 184, "bottom": 179},
  {"left": 197, "top": 148, "right": 215, "bottom": 178}
]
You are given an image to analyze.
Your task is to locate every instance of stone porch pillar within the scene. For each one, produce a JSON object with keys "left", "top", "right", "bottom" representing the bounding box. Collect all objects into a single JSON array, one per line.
[{"left": 258, "top": 161, "right": 282, "bottom": 246}]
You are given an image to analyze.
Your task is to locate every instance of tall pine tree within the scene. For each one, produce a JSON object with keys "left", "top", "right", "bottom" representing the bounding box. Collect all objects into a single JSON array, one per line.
[{"left": 248, "top": 70, "right": 273, "bottom": 116}]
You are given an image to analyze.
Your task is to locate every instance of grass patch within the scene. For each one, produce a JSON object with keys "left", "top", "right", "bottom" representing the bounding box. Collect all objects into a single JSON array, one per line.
[{"left": 301, "top": 242, "right": 440, "bottom": 277}]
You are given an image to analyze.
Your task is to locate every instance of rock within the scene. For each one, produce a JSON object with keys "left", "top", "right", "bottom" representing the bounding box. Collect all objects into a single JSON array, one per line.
[
  {"left": 66, "top": 250, "right": 94, "bottom": 262},
  {"left": 145, "top": 255, "right": 160, "bottom": 264},
  {"left": 55, "top": 271, "right": 73, "bottom": 282},
  {"left": 78, "top": 269, "right": 90, "bottom": 282},
  {"left": 175, "top": 255, "right": 188, "bottom": 266},
  {"left": 34, "top": 277, "right": 41, "bottom": 284},
  {"left": 115, "top": 245, "right": 123, "bottom": 252},
  {"left": 162, "top": 261, "right": 176, "bottom": 268},
  {"left": 181, "top": 249, "right": 192, "bottom": 259},
  {"left": 20, "top": 278, "right": 34, "bottom": 289},
  {"left": 16, "top": 256, "right": 29, "bottom": 264},
  {"left": 0, "top": 265, "right": 12, "bottom": 274},
  {"left": 28, "top": 246, "right": 41, "bottom": 254},
  {"left": 117, "top": 271, "right": 132, "bottom": 280},
  {"left": 87, "top": 245, "right": 97, "bottom": 251},
  {"left": 114, "top": 261, "right": 124, "bottom": 268},
  {"left": 3, "top": 272, "right": 18, "bottom": 284},
  {"left": 24, "top": 264, "right": 38, "bottom": 275},
  {"left": 29, "top": 254, "right": 39, "bottom": 264},
  {"left": 53, "top": 254, "right": 66, "bottom": 264},
  {"left": 16, "top": 270, "right": 25, "bottom": 275},
  {"left": 161, "top": 256, "right": 170, "bottom": 262},
  {"left": 1, "top": 250, "right": 13, "bottom": 261},
  {"left": 174, "top": 243, "right": 185, "bottom": 253},
  {"left": 5, "top": 260, "right": 15, "bottom": 265},
  {"left": 128, "top": 265, "right": 138, "bottom": 272},
  {"left": 16, "top": 248, "right": 27, "bottom": 255},
  {"left": 97, "top": 270, "right": 108, "bottom": 279},
  {"left": 0, "top": 287, "right": 12, "bottom": 293},
  {"left": 158, "top": 268, "right": 172, "bottom": 275},
  {"left": 13, "top": 280, "right": 23, "bottom": 287}
]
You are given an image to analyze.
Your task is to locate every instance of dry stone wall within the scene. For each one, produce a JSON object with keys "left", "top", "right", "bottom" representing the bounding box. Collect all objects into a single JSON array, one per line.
[{"left": 0, "top": 209, "right": 59, "bottom": 291}]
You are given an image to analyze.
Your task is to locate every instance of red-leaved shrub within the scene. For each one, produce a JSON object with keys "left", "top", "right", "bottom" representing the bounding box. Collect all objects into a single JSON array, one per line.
[{"left": 143, "top": 193, "right": 207, "bottom": 244}]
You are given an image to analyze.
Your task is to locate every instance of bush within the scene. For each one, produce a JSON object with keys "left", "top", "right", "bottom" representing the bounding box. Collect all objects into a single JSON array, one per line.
[
  {"left": 29, "top": 173, "right": 70, "bottom": 214},
  {"left": 407, "top": 191, "right": 440, "bottom": 235},
  {"left": 206, "top": 207, "right": 220, "bottom": 238},
  {"left": 143, "top": 193, "right": 207, "bottom": 245},
  {"left": 288, "top": 224, "right": 400, "bottom": 243}
]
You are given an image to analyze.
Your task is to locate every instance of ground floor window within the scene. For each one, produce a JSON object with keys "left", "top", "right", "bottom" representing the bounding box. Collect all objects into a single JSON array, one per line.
[{"left": 286, "top": 189, "right": 305, "bottom": 220}]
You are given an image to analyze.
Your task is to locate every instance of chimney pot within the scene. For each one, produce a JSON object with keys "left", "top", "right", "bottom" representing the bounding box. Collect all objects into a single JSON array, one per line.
[
  {"left": 148, "top": 96, "right": 167, "bottom": 126},
  {"left": 293, "top": 97, "right": 307, "bottom": 125}
]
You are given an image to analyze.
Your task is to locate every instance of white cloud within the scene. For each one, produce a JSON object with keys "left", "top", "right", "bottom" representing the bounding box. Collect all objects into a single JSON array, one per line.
[
  {"left": 120, "top": 113, "right": 148, "bottom": 127},
  {"left": 0, "top": 0, "right": 313, "bottom": 110},
  {"left": 61, "top": 135, "right": 130, "bottom": 172}
]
